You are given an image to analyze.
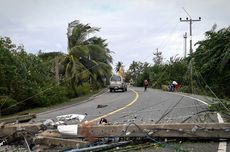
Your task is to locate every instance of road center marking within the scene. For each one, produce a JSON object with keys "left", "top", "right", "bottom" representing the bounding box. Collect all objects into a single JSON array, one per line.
[{"left": 88, "top": 88, "right": 139, "bottom": 123}]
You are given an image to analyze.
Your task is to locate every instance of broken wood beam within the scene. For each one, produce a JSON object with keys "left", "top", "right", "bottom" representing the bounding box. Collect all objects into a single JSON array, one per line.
[{"left": 77, "top": 123, "right": 230, "bottom": 139}]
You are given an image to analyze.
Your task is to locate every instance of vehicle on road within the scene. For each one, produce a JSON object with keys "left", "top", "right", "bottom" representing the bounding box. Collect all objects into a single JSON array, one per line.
[{"left": 109, "top": 75, "right": 127, "bottom": 92}]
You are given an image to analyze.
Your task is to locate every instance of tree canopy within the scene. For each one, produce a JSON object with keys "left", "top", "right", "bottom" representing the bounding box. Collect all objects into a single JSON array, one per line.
[{"left": 0, "top": 37, "right": 68, "bottom": 115}]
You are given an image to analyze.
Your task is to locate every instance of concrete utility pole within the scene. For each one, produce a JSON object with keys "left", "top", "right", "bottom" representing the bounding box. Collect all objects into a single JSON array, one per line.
[
  {"left": 54, "top": 57, "right": 59, "bottom": 85},
  {"left": 183, "top": 32, "right": 187, "bottom": 58},
  {"left": 180, "top": 17, "right": 201, "bottom": 55},
  {"left": 153, "top": 48, "right": 163, "bottom": 65}
]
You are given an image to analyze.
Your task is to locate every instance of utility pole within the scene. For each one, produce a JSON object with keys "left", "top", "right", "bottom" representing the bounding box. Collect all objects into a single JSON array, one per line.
[
  {"left": 180, "top": 17, "right": 201, "bottom": 55},
  {"left": 183, "top": 32, "right": 187, "bottom": 58},
  {"left": 54, "top": 57, "right": 59, "bottom": 85},
  {"left": 89, "top": 54, "right": 92, "bottom": 90},
  {"left": 153, "top": 48, "right": 163, "bottom": 65}
]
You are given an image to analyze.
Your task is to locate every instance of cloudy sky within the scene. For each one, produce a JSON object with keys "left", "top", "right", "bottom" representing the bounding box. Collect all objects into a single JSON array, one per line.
[{"left": 0, "top": 0, "right": 229, "bottom": 70}]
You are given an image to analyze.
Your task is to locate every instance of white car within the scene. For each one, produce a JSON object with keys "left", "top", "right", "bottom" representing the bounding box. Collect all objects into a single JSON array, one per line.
[{"left": 109, "top": 75, "right": 127, "bottom": 92}]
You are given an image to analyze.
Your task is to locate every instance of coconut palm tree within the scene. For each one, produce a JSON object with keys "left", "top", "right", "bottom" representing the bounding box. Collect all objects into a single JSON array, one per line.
[{"left": 63, "top": 21, "right": 112, "bottom": 94}]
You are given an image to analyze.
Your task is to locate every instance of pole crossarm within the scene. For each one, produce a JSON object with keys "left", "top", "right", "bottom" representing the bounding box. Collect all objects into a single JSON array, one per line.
[
  {"left": 180, "top": 17, "right": 201, "bottom": 55},
  {"left": 180, "top": 19, "right": 201, "bottom": 22}
]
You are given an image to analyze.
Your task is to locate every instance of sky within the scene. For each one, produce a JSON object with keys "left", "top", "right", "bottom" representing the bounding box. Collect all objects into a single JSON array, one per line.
[{"left": 0, "top": 0, "right": 229, "bottom": 71}]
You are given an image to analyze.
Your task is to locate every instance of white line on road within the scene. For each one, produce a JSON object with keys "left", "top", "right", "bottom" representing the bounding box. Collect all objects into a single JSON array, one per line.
[
  {"left": 217, "top": 113, "right": 227, "bottom": 152},
  {"left": 173, "top": 92, "right": 227, "bottom": 152}
]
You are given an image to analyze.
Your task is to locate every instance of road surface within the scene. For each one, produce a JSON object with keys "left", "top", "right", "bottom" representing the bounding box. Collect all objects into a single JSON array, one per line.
[{"left": 36, "top": 87, "right": 228, "bottom": 152}]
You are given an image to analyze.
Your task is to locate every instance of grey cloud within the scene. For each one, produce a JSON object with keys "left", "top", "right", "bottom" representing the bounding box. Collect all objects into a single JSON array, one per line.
[{"left": 0, "top": 0, "right": 229, "bottom": 69}]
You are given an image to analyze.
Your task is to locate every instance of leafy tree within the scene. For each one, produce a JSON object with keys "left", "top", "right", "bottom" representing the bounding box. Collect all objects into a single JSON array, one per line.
[
  {"left": 0, "top": 37, "right": 69, "bottom": 115},
  {"left": 38, "top": 51, "right": 64, "bottom": 61},
  {"left": 127, "top": 61, "right": 150, "bottom": 86},
  {"left": 192, "top": 25, "right": 230, "bottom": 98}
]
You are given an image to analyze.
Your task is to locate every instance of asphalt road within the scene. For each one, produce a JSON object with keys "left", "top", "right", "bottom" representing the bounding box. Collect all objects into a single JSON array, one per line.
[{"left": 36, "top": 87, "right": 227, "bottom": 152}]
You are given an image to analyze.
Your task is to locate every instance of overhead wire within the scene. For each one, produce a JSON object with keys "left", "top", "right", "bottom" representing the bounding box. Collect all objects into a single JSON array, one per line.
[
  {"left": 181, "top": 110, "right": 216, "bottom": 123},
  {"left": 75, "top": 102, "right": 209, "bottom": 122},
  {"left": 121, "top": 122, "right": 192, "bottom": 152},
  {"left": 104, "top": 60, "right": 214, "bottom": 124},
  {"left": 155, "top": 96, "right": 184, "bottom": 124},
  {"left": 195, "top": 67, "right": 230, "bottom": 112}
]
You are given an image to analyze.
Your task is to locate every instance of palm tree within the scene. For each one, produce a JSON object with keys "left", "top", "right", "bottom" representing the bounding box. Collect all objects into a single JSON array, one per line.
[
  {"left": 86, "top": 38, "right": 113, "bottom": 87},
  {"left": 63, "top": 21, "right": 112, "bottom": 94}
]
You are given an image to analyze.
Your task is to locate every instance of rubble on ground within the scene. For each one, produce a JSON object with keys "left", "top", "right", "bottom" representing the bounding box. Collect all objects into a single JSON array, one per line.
[{"left": 1, "top": 113, "right": 230, "bottom": 152}]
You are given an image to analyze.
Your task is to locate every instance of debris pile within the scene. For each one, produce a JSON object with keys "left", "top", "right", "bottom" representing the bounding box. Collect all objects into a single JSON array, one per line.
[{"left": 1, "top": 113, "right": 230, "bottom": 152}]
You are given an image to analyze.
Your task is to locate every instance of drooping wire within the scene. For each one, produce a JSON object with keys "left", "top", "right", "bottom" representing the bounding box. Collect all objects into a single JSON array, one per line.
[
  {"left": 121, "top": 122, "right": 190, "bottom": 152},
  {"left": 195, "top": 68, "right": 230, "bottom": 112},
  {"left": 155, "top": 96, "right": 184, "bottom": 124}
]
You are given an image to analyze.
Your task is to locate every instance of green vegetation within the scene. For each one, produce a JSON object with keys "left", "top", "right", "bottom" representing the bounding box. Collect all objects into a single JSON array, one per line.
[
  {"left": 0, "top": 21, "right": 113, "bottom": 116},
  {"left": 192, "top": 24, "right": 230, "bottom": 99},
  {"left": 0, "top": 37, "right": 69, "bottom": 115}
]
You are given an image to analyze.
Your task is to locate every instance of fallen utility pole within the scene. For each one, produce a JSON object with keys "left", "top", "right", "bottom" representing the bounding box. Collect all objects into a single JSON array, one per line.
[
  {"left": 33, "top": 123, "right": 230, "bottom": 149},
  {"left": 2, "top": 122, "right": 230, "bottom": 150},
  {"left": 77, "top": 123, "right": 230, "bottom": 139}
]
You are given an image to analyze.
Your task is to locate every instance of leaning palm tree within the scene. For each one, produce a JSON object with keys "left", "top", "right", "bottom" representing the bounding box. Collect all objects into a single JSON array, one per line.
[{"left": 63, "top": 21, "right": 112, "bottom": 94}]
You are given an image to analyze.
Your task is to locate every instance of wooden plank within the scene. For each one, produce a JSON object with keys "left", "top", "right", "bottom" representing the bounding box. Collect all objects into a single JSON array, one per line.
[
  {"left": 34, "top": 136, "right": 89, "bottom": 148},
  {"left": 0, "top": 114, "right": 36, "bottom": 124},
  {"left": 78, "top": 123, "right": 230, "bottom": 139}
]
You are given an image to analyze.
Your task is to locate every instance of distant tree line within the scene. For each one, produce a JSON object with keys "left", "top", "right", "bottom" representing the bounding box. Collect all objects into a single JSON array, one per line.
[{"left": 0, "top": 21, "right": 113, "bottom": 115}]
